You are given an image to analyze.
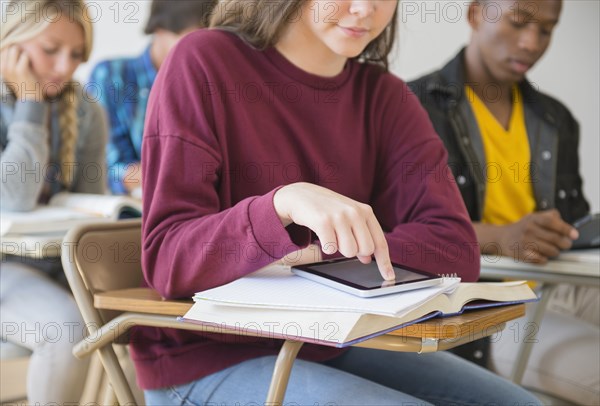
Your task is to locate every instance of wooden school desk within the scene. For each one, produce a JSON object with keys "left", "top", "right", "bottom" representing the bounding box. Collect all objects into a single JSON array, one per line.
[
  {"left": 86, "top": 287, "right": 525, "bottom": 404},
  {"left": 480, "top": 249, "right": 600, "bottom": 384},
  {"left": 61, "top": 220, "right": 529, "bottom": 405},
  {"left": 1, "top": 233, "right": 63, "bottom": 259}
]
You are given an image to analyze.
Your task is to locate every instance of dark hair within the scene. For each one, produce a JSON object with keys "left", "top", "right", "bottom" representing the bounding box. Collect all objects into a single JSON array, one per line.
[
  {"left": 210, "top": 0, "right": 398, "bottom": 71},
  {"left": 144, "top": 0, "right": 217, "bottom": 34}
]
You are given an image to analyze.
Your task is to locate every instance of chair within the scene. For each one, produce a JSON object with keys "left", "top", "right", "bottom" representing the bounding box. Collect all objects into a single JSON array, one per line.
[
  {"left": 61, "top": 219, "right": 145, "bottom": 404},
  {"left": 62, "top": 219, "right": 312, "bottom": 404},
  {"left": 62, "top": 219, "right": 525, "bottom": 405},
  {"left": 0, "top": 342, "right": 30, "bottom": 403}
]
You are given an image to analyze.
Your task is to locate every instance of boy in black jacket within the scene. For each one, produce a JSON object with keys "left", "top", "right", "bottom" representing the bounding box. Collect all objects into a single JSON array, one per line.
[{"left": 409, "top": 1, "right": 598, "bottom": 404}]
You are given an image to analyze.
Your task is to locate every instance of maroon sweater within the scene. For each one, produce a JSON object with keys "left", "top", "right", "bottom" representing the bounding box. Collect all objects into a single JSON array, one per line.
[{"left": 135, "top": 29, "right": 479, "bottom": 389}]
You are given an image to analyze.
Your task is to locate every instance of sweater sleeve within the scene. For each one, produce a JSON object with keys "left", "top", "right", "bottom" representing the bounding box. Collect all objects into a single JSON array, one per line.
[
  {"left": 372, "top": 80, "right": 480, "bottom": 282},
  {"left": 0, "top": 100, "right": 50, "bottom": 211},
  {"left": 141, "top": 43, "right": 311, "bottom": 299}
]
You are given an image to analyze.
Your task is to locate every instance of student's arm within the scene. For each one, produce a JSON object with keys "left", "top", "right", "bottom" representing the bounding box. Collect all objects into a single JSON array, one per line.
[
  {"left": 142, "top": 46, "right": 312, "bottom": 299},
  {"left": 370, "top": 79, "right": 480, "bottom": 282},
  {"left": 473, "top": 210, "right": 578, "bottom": 264},
  {"left": 0, "top": 47, "right": 49, "bottom": 211},
  {"left": 474, "top": 103, "right": 584, "bottom": 264},
  {"left": 121, "top": 163, "right": 141, "bottom": 193},
  {"left": 0, "top": 100, "right": 50, "bottom": 211},
  {"left": 71, "top": 100, "right": 108, "bottom": 195},
  {"left": 89, "top": 63, "right": 138, "bottom": 194},
  {"left": 143, "top": 135, "right": 312, "bottom": 298}
]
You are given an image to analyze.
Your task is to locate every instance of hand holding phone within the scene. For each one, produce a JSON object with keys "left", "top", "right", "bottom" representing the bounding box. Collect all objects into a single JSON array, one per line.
[
  {"left": 571, "top": 213, "right": 600, "bottom": 250},
  {"left": 0, "top": 45, "right": 43, "bottom": 101},
  {"left": 493, "top": 209, "right": 577, "bottom": 263}
]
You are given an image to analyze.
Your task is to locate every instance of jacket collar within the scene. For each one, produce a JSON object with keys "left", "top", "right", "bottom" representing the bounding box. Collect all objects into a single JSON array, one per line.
[
  {"left": 433, "top": 48, "right": 555, "bottom": 126},
  {"left": 432, "top": 49, "right": 559, "bottom": 214},
  {"left": 424, "top": 48, "right": 467, "bottom": 100}
]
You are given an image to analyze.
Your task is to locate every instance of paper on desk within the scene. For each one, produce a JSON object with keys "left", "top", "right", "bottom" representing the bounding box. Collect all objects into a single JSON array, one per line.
[
  {"left": 193, "top": 265, "right": 461, "bottom": 317},
  {"left": 558, "top": 249, "right": 600, "bottom": 264},
  {"left": 1, "top": 232, "right": 63, "bottom": 258}
]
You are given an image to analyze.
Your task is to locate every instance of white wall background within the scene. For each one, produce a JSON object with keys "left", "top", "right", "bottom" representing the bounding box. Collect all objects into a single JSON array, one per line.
[{"left": 76, "top": 0, "right": 598, "bottom": 211}]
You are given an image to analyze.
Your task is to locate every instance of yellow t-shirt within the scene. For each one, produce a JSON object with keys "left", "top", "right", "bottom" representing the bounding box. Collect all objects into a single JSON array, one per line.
[{"left": 466, "top": 85, "right": 536, "bottom": 225}]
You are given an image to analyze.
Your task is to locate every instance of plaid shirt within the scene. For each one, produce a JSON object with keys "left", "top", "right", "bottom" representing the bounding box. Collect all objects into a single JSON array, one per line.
[{"left": 89, "top": 46, "right": 157, "bottom": 194}]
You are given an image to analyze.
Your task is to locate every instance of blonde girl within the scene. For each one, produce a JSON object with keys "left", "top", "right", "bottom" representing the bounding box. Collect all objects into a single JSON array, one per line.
[{"left": 1, "top": 0, "right": 107, "bottom": 403}]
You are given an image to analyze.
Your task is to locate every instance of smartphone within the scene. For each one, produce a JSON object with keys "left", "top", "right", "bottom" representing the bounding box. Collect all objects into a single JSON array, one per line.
[
  {"left": 291, "top": 257, "right": 443, "bottom": 298},
  {"left": 571, "top": 213, "right": 600, "bottom": 250}
]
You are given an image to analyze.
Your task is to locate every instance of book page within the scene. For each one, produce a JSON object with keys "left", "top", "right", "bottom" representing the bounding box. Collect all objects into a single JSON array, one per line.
[
  {"left": 445, "top": 282, "right": 537, "bottom": 314},
  {"left": 194, "top": 265, "right": 460, "bottom": 317},
  {"left": 48, "top": 192, "right": 142, "bottom": 219},
  {"left": 183, "top": 301, "right": 367, "bottom": 345},
  {"left": 0, "top": 207, "right": 99, "bottom": 236},
  {"left": 0, "top": 232, "right": 63, "bottom": 258},
  {"left": 558, "top": 248, "right": 600, "bottom": 264}
]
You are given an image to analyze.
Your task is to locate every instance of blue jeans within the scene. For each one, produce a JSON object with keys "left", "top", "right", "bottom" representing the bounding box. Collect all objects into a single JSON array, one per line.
[{"left": 144, "top": 348, "right": 541, "bottom": 405}]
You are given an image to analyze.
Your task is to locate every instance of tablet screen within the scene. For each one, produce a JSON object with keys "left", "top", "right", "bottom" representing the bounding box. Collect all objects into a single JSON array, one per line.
[{"left": 297, "top": 259, "right": 438, "bottom": 290}]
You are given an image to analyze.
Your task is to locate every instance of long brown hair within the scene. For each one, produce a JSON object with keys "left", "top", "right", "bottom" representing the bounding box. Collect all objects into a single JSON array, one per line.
[
  {"left": 210, "top": 0, "right": 398, "bottom": 71},
  {"left": 144, "top": 0, "right": 217, "bottom": 34}
]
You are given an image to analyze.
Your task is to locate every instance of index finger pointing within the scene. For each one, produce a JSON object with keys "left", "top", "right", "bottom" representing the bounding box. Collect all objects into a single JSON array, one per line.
[{"left": 366, "top": 217, "right": 394, "bottom": 280}]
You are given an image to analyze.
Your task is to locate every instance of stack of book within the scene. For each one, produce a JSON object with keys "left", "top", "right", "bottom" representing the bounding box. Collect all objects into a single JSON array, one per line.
[
  {"left": 182, "top": 265, "right": 537, "bottom": 346},
  {"left": 1, "top": 192, "right": 142, "bottom": 257}
]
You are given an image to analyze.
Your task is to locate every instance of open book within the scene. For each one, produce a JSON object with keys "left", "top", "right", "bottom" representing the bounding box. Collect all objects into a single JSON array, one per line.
[
  {"left": 0, "top": 192, "right": 142, "bottom": 236},
  {"left": 182, "top": 265, "right": 537, "bottom": 347}
]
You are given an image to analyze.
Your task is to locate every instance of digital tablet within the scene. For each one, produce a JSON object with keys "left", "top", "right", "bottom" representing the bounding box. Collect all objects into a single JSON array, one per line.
[
  {"left": 571, "top": 213, "right": 600, "bottom": 250},
  {"left": 291, "top": 258, "right": 443, "bottom": 298}
]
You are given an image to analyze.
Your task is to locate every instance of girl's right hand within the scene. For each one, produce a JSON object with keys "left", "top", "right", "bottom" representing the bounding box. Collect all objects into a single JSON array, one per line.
[
  {"left": 0, "top": 45, "right": 43, "bottom": 101},
  {"left": 273, "top": 182, "right": 395, "bottom": 280}
]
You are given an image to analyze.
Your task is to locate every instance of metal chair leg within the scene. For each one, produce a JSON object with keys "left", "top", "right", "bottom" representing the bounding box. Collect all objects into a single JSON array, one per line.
[{"left": 266, "top": 340, "right": 304, "bottom": 405}]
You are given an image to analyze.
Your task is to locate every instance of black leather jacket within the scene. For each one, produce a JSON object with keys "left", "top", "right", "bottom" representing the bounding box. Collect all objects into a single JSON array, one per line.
[{"left": 408, "top": 50, "right": 589, "bottom": 224}]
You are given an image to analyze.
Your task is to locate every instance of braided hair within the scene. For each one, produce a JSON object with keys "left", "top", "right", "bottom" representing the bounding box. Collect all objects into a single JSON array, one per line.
[{"left": 1, "top": 0, "right": 94, "bottom": 188}]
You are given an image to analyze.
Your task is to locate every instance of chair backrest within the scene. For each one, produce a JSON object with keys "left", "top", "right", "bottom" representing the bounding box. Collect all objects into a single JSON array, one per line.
[
  {"left": 61, "top": 219, "right": 144, "bottom": 404},
  {"left": 62, "top": 219, "right": 143, "bottom": 326}
]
